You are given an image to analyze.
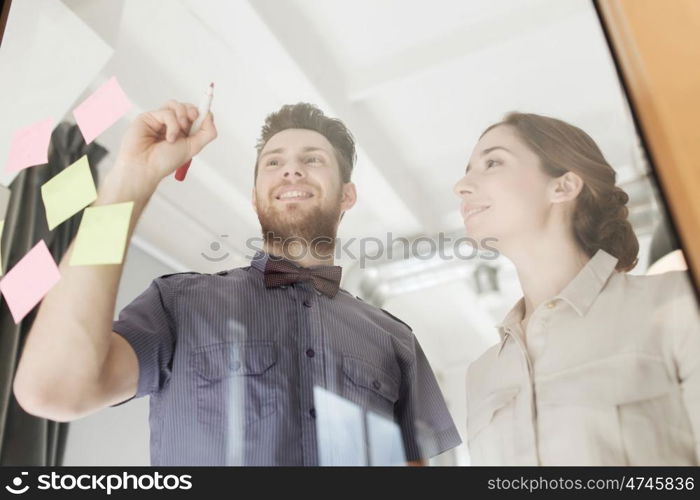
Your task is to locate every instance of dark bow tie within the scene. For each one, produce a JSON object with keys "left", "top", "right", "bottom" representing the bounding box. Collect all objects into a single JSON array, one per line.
[{"left": 263, "top": 258, "right": 342, "bottom": 298}]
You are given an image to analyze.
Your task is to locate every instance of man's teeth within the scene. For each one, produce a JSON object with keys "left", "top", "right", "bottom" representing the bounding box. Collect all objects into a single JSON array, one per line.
[{"left": 279, "top": 191, "right": 312, "bottom": 200}]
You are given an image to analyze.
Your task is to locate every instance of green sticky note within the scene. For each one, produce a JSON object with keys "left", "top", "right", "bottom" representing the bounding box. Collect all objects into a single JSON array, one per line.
[
  {"left": 69, "top": 201, "right": 133, "bottom": 266},
  {"left": 41, "top": 155, "right": 97, "bottom": 230}
]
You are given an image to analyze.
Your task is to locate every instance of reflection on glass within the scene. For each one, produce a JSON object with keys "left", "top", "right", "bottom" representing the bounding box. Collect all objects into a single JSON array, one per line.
[
  {"left": 314, "top": 386, "right": 366, "bottom": 466},
  {"left": 366, "top": 411, "right": 406, "bottom": 466}
]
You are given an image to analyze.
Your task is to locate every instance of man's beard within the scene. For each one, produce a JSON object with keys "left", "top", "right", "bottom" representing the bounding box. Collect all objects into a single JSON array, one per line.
[{"left": 256, "top": 197, "right": 341, "bottom": 260}]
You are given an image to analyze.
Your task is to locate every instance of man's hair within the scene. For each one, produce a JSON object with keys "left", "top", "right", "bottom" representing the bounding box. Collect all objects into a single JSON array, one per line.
[{"left": 254, "top": 103, "right": 356, "bottom": 183}]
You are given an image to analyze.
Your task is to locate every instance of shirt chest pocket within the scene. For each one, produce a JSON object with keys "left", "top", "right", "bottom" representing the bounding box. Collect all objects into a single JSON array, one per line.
[
  {"left": 537, "top": 354, "right": 695, "bottom": 465},
  {"left": 467, "top": 386, "right": 520, "bottom": 465},
  {"left": 193, "top": 341, "right": 279, "bottom": 427},
  {"left": 342, "top": 356, "right": 400, "bottom": 418}
]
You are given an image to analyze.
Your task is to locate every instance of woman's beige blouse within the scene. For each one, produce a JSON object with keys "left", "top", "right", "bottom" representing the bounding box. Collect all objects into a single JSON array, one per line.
[{"left": 466, "top": 249, "right": 700, "bottom": 465}]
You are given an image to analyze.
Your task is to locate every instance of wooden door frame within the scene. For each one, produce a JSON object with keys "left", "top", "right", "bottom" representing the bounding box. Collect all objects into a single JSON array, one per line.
[{"left": 595, "top": 0, "right": 700, "bottom": 291}]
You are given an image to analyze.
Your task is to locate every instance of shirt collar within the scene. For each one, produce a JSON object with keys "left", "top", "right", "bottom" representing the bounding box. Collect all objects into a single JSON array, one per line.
[
  {"left": 250, "top": 250, "right": 270, "bottom": 273},
  {"left": 250, "top": 250, "right": 331, "bottom": 272},
  {"left": 494, "top": 249, "right": 619, "bottom": 342},
  {"left": 495, "top": 297, "right": 525, "bottom": 343},
  {"left": 554, "top": 249, "right": 618, "bottom": 316}
]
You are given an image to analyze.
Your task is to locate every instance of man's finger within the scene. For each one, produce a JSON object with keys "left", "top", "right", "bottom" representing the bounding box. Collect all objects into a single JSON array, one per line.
[
  {"left": 185, "top": 104, "right": 199, "bottom": 122},
  {"left": 162, "top": 100, "right": 191, "bottom": 132},
  {"left": 187, "top": 112, "right": 217, "bottom": 155},
  {"left": 148, "top": 109, "right": 181, "bottom": 142}
]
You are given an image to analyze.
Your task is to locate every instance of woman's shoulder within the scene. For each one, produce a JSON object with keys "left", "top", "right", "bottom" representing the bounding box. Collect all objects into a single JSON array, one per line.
[
  {"left": 622, "top": 268, "right": 690, "bottom": 283},
  {"left": 613, "top": 269, "right": 695, "bottom": 297},
  {"left": 612, "top": 270, "right": 698, "bottom": 334}
]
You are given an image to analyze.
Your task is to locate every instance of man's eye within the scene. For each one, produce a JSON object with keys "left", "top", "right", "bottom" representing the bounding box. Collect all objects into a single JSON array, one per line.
[
  {"left": 266, "top": 159, "right": 279, "bottom": 167},
  {"left": 305, "top": 156, "right": 322, "bottom": 164}
]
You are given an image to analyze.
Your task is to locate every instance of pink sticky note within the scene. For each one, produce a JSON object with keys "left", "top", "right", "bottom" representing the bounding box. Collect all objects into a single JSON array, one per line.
[
  {"left": 5, "top": 118, "right": 54, "bottom": 173},
  {"left": 0, "top": 240, "right": 60, "bottom": 324},
  {"left": 73, "top": 76, "right": 132, "bottom": 144}
]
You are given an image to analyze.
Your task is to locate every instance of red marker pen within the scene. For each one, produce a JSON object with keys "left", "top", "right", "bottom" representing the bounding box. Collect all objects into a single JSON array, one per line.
[{"left": 175, "top": 82, "right": 214, "bottom": 181}]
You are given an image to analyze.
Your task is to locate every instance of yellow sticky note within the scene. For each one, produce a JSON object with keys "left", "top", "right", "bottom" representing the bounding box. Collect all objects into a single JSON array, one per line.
[
  {"left": 0, "top": 220, "right": 4, "bottom": 275},
  {"left": 41, "top": 155, "right": 97, "bottom": 230},
  {"left": 69, "top": 201, "right": 134, "bottom": 266}
]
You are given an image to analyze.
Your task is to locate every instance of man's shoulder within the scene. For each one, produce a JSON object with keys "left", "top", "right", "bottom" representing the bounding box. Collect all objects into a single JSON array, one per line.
[
  {"left": 153, "top": 267, "right": 255, "bottom": 290},
  {"left": 156, "top": 266, "right": 252, "bottom": 280},
  {"left": 344, "top": 292, "right": 413, "bottom": 333},
  {"left": 158, "top": 271, "right": 201, "bottom": 280},
  {"left": 377, "top": 306, "right": 413, "bottom": 332}
]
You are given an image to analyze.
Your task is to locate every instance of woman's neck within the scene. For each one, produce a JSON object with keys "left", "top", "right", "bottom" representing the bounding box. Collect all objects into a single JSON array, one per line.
[{"left": 503, "top": 233, "right": 590, "bottom": 322}]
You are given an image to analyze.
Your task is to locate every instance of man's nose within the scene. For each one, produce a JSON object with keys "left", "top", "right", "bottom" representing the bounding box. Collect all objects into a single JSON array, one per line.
[{"left": 282, "top": 161, "right": 305, "bottom": 178}]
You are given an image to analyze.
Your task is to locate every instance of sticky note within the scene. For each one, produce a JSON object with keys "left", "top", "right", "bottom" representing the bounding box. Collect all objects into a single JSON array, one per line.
[
  {"left": 41, "top": 155, "right": 97, "bottom": 230},
  {"left": 0, "top": 240, "right": 60, "bottom": 323},
  {"left": 70, "top": 201, "right": 134, "bottom": 266},
  {"left": 73, "top": 76, "right": 132, "bottom": 144},
  {"left": 4, "top": 118, "right": 54, "bottom": 173}
]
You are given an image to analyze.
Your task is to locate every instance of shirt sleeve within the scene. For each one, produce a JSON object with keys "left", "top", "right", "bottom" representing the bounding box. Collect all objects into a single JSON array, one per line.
[
  {"left": 670, "top": 271, "right": 700, "bottom": 463},
  {"left": 395, "top": 334, "right": 463, "bottom": 461},
  {"left": 109, "top": 277, "right": 176, "bottom": 407}
]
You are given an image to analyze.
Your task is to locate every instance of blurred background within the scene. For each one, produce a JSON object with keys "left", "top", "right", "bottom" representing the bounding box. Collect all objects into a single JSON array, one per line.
[{"left": 0, "top": 0, "right": 681, "bottom": 465}]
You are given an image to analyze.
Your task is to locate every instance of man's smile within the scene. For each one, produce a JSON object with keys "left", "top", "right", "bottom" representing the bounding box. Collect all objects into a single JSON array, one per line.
[{"left": 274, "top": 185, "right": 316, "bottom": 202}]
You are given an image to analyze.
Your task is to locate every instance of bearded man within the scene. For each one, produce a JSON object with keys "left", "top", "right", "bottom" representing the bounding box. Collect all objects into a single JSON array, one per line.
[{"left": 15, "top": 101, "right": 461, "bottom": 466}]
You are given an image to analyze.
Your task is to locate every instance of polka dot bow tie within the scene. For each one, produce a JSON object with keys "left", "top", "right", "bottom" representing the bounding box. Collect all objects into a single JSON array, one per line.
[{"left": 263, "top": 258, "right": 342, "bottom": 298}]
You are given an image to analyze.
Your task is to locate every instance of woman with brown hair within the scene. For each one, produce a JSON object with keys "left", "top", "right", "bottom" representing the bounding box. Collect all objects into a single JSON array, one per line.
[{"left": 453, "top": 112, "right": 699, "bottom": 465}]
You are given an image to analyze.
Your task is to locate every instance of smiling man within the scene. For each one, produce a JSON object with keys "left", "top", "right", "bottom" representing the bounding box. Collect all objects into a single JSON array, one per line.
[
  {"left": 14, "top": 101, "right": 461, "bottom": 466},
  {"left": 252, "top": 112, "right": 356, "bottom": 267}
]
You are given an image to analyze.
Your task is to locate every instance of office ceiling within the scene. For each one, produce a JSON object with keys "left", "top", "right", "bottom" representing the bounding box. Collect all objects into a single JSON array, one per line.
[{"left": 4, "top": 0, "right": 662, "bottom": 382}]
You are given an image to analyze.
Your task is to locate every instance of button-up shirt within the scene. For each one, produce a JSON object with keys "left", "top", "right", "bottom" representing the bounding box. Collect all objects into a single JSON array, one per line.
[
  {"left": 112, "top": 251, "right": 461, "bottom": 465},
  {"left": 466, "top": 249, "right": 700, "bottom": 465}
]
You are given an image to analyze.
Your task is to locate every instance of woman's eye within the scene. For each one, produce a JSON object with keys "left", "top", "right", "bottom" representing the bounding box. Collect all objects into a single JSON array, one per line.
[
  {"left": 305, "top": 156, "right": 322, "bottom": 164},
  {"left": 266, "top": 159, "right": 279, "bottom": 167},
  {"left": 486, "top": 159, "right": 500, "bottom": 169}
]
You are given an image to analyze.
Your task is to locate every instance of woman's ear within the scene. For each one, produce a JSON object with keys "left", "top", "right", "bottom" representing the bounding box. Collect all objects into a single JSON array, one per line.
[{"left": 550, "top": 172, "right": 583, "bottom": 204}]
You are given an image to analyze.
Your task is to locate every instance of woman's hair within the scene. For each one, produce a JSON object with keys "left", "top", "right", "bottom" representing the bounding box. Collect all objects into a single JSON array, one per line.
[{"left": 481, "top": 112, "right": 639, "bottom": 271}]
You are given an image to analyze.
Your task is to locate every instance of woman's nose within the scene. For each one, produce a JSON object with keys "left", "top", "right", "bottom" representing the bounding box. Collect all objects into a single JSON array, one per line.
[{"left": 453, "top": 175, "right": 474, "bottom": 198}]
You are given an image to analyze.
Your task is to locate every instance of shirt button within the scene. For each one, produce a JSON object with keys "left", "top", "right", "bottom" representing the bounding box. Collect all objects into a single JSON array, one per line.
[
  {"left": 306, "top": 348, "right": 315, "bottom": 358},
  {"left": 309, "top": 408, "right": 316, "bottom": 419},
  {"left": 546, "top": 301, "right": 555, "bottom": 309},
  {"left": 232, "top": 360, "right": 241, "bottom": 372},
  {"left": 303, "top": 300, "right": 312, "bottom": 308},
  {"left": 372, "top": 380, "right": 382, "bottom": 390}
]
